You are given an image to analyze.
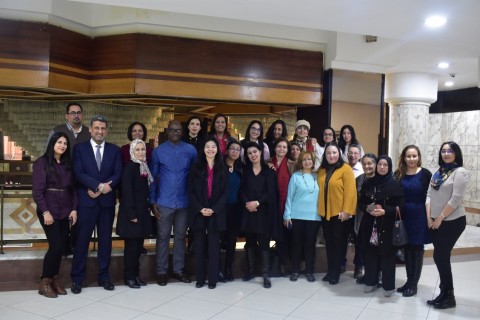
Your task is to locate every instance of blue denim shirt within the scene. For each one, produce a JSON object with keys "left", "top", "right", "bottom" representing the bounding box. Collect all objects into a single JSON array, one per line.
[{"left": 149, "top": 140, "right": 197, "bottom": 209}]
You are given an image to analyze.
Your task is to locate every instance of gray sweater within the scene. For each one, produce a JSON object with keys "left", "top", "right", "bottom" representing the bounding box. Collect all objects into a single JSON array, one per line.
[{"left": 426, "top": 167, "right": 469, "bottom": 221}]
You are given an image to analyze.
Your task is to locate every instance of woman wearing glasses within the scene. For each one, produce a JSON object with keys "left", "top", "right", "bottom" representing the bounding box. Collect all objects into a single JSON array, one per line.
[
  {"left": 240, "top": 120, "right": 270, "bottom": 161},
  {"left": 284, "top": 151, "right": 321, "bottom": 282},
  {"left": 222, "top": 141, "right": 244, "bottom": 281},
  {"left": 426, "top": 142, "right": 468, "bottom": 309}
]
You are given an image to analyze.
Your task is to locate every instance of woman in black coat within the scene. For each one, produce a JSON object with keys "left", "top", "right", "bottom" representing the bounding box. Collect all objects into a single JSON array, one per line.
[
  {"left": 116, "top": 139, "right": 153, "bottom": 288},
  {"left": 189, "top": 137, "right": 228, "bottom": 289},
  {"left": 359, "top": 155, "right": 404, "bottom": 297},
  {"left": 240, "top": 142, "right": 282, "bottom": 289}
]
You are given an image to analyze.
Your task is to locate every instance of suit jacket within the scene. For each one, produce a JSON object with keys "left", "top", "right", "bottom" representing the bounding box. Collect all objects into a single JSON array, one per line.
[
  {"left": 73, "top": 140, "right": 122, "bottom": 207},
  {"left": 188, "top": 166, "right": 228, "bottom": 232}
]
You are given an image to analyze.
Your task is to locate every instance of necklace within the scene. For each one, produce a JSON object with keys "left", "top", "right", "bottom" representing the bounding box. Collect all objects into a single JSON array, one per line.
[{"left": 302, "top": 173, "right": 317, "bottom": 194}]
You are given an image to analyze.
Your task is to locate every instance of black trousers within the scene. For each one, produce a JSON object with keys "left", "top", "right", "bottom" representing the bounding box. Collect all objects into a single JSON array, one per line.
[
  {"left": 245, "top": 233, "right": 269, "bottom": 251},
  {"left": 224, "top": 203, "right": 241, "bottom": 270},
  {"left": 432, "top": 216, "right": 466, "bottom": 290},
  {"left": 123, "top": 238, "right": 144, "bottom": 280},
  {"left": 39, "top": 213, "right": 69, "bottom": 278},
  {"left": 194, "top": 229, "right": 220, "bottom": 285},
  {"left": 290, "top": 219, "right": 320, "bottom": 274},
  {"left": 323, "top": 217, "right": 349, "bottom": 281},
  {"left": 363, "top": 244, "right": 396, "bottom": 290}
]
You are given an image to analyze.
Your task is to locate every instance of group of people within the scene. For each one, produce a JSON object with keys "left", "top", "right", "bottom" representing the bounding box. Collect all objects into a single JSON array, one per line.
[{"left": 32, "top": 104, "right": 468, "bottom": 310}]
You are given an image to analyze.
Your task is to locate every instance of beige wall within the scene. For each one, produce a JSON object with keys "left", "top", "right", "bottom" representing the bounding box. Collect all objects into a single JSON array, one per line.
[{"left": 331, "top": 101, "right": 380, "bottom": 155}]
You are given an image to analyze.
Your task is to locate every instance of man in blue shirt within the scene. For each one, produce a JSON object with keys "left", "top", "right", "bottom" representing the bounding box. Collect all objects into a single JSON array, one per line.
[{"left": 150, "top": 120, "right": 197, "bottom": 286}]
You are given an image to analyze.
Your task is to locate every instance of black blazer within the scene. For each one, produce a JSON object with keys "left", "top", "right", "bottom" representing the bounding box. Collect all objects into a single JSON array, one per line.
[
  {"left": 188, "top": 166, "right": 228, "bottom": 232},
  {"left": 116, "top": 162, "right": 153, "bottom": 238}
]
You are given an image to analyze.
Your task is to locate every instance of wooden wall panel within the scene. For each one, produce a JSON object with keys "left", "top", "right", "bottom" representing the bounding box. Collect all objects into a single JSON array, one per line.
[{"left": 0, "top": 19, "right": 323, "bottom": 104}]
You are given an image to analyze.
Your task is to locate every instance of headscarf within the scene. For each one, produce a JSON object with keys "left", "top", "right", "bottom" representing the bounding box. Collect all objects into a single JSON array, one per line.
[
  {"left": 430, "top": 162, "right": 459, "bottom": 190},
  {"left": 130, "top": 139, "right": 154, "bottom": 185},
  {"left": 361, "top": 155, "right": 403, "bottom": 201}
]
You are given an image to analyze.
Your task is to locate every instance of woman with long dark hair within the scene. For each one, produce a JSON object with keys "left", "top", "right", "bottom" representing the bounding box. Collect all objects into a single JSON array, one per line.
[
  {"left": 338, "top": 125, "right": 364, "bottom": 162},
  {"left": 394, "top": 145, "right": 432, "bottom": 297},
  {"left": 265, "top": 120, "right": 288, "bottom": 156},
  {"left": 240, "top": 120, "right": 270, "bottom": 161},
  {"left": 208, "top": 113, "right": 237, "bottom": 156},
  {"left": 426, "top": 141, "right": 468, "bottom": 309},
  {"left": 359, "top": 155, "right": 404, "bottom": 297},
  {"left": 117, "top": 139, "right": 153, "bottom": 288},
  {"left": 222, "top": 140, "right": 244, "bottom": 281},
  {"left": 188, "top": 137, "right": 228, "bottom": 289},
  {"left": 317, "top": 142, "right": 357, "bottom": 285},
  {"left": 240, "top": 142, "right": 282, "bottom": 288},
  {"left": 182, "top": 115, "right": 205, "bottom": 153},
  {"left": 33, "top": 132, "right": 77, "bottom": 298}
]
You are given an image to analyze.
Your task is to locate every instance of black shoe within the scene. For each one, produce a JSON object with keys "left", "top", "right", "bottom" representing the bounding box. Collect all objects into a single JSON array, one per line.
[
  {"left": 157, "top": 274, "right": 168, "bottom": 286},
  {"left": 356, "top": 276, "right": 365, "bottom": 284},
  {"left": 225, "top": 268, "right": 234, "bottom": 282},
  {"left": 290, "top": 273, "right": 300, "bottom": 282},
  {"left": 173, "top": 272, "right": 191, "bottom": 283},
  {"left": 353, "top": 268, "right": 363, "bottom": 279},
  {"left": 397, "top": 282, "right": 409, "bottom": 293},
  {"left": 98, "top": 280, "right": 115, "bottom": 291},
  {"left": 195, "top": 282, "right": 205, "bottom": 288},
  {"left": 403, "top": 287, "right": 417, "bottom": 297},
  {"left": 329, "top": 279, "right": 339, "bottom": 285},
  {"left": 134, "top": 276, "right": 147, "bottom": 286},
  {"left": 306, "top": 274, "right": 315, "bottom": 282},
  {"left": 208, "top": 283, "right": 217, "bottom": 289},
  {"left": 322, "top": 274, "right": 331, "bottom": 282},
  {"left": 124, "top": 279, "right": 140, "bottom": 289},
  {"left": 218, "top": 271, "right": 227, "bottom": 283},
  {"left": 71, "top": 282, "right": 82, "bottom": 294}
]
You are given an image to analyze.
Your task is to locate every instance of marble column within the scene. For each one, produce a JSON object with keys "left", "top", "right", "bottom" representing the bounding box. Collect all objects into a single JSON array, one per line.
[{"left": 385, "top": 73, "right": 438, "bottom": 169}]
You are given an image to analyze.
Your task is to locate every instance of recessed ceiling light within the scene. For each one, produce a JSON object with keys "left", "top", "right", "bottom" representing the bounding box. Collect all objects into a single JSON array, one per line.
[
  {"left": 438, "top": 62, "right": 449, "bottom": 69},
  {"left": 425, "top": 16, "right": 446, "bottom": 28},
  {"left": 444, "top": 81, "right": 454, "bottom": 87}
]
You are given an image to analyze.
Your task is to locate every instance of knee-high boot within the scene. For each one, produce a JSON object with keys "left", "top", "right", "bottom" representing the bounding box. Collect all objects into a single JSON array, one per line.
[
  {"left": 397, "top": 247, "right": 412, "bottom": 293},
  {"left": 261, "top": 250, "right": 271, "bottom": 288},
  {"left": 242, "top": 248, "right": 256, "bottom": 281},
  {"left": 403, "top": 249, "right": 424, "bottom": 297}
]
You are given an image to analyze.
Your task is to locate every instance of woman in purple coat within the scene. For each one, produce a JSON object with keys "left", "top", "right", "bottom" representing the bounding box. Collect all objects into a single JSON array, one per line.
[{"left": 33, "top": 132, "right": 77, "bottom": 298}]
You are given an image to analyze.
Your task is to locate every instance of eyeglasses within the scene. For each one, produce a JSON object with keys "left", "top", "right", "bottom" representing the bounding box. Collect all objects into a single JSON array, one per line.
[
  {"left": 250, "top": 127, "right": 261, "bottom": 132},
  {"left": 228, "top": 147, "right": 241, "bottom": 152},
  {"left": 323, "top": 133, "right": 333, "bottom": 137},
  {"left": 67, "top": 111, "right": 82, "bottom": 116},
  {"left": 348, "top": 152, "right": 360, "bottom": 156},
  {"left": 441, "top": 149, "right": 454, "bottom": 155}
]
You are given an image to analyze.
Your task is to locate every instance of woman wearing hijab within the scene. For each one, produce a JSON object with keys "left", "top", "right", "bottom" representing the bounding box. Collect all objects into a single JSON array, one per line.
[
  {"left": 188, "top": 137, "right": 228, "bottom": 289},
  {"left": 317, "top": 142, "right": 357, "bottom": 285},
  {"left": 120, "top": 122, "right": 153, "bottom": 165},
  {"left": 33, "top": 132, "right": 77, "bottom": 298},
  {"left": 426, "top": 141, "right": 468, "bottom": 309},
  {"left": 116, "top": 139, "right": 153, "bottom": 288},
  {"left": 359, "top": 155, "right": 404, "bottom": 297}
]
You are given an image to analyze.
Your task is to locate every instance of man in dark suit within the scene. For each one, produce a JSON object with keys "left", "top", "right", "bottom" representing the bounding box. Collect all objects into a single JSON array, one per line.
[{"left": 70, "top": 115, "right": 122, "bottom": 294}]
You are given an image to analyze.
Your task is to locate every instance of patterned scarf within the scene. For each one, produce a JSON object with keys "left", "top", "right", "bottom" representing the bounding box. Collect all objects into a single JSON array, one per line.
[
  {"left": 431, "top": 163, "right": 459, "bottom": 190},
  {"left": 130, "top": 139, "right": 154, "bottom": 186}
]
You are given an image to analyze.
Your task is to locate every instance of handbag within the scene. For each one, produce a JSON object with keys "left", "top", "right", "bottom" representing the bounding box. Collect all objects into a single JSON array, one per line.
[
  {"left": 369, "top": 219, "right": 379, "bottom": 246},
  {"left": 392, "top": 206, "right": 408, "bottom": 246}
]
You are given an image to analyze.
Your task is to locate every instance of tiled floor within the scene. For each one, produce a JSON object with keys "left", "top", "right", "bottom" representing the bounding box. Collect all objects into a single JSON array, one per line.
[{"left": 1, "top": 225, "right": 479, "bottom": 320}]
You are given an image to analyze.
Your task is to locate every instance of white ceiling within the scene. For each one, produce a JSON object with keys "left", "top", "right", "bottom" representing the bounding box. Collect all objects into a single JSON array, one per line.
[{"left": 1, "top": 0, "right": 479, "bottom": 91}]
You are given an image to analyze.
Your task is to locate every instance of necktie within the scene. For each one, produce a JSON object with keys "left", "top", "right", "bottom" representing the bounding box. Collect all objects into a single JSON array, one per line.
[{"left": 95, "top": 145, "right": 102, "bottom": 170}]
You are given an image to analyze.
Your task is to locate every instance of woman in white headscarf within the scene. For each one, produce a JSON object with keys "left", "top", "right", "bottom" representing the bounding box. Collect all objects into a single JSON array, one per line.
[{"left": 116, "top": 139, "right": 153, "bottom": 289}]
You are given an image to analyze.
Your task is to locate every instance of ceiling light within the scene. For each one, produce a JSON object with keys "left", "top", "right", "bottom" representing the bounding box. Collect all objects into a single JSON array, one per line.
[
  {"left": 444, "top": 81, "right": 454, "bottom": 87},
  {"left": 425, "top": 16, "right": 446, "bottom": 28},
  {"left": 438, "top": 62, "right": 449, "bottom": 69}
]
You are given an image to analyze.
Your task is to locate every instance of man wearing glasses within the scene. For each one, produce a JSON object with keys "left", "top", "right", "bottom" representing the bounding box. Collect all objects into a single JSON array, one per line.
[
  {"left": 48, "top": 103, "right": 90, "bottom": 154},
  {"left": 150, "top": 120, "right": 197, "bottom": 286}
]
